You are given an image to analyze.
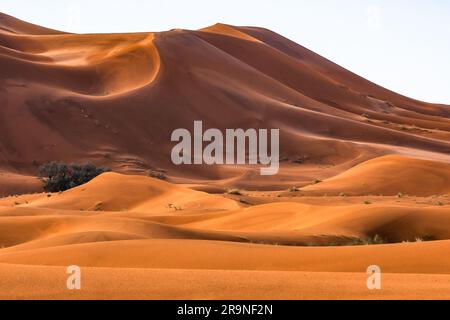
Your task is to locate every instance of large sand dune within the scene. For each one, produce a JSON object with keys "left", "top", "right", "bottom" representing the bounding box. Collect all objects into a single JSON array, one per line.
[
  {"left": 0, "top": 12, "right": 449, "bottom": 193},
  {"left": 0, "top": 13, "right": 449, "bottom": 299}
]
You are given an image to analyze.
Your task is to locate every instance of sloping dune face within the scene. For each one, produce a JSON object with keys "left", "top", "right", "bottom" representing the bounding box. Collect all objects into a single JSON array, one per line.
[
  {"left": 24, "top": 172, "right": 239, "bottom": 212},
  {"left": 0, "top": 13, "right": 63, "bottom": 35},
  {"left": 302, "top": 155, "right": 450, "bottom": 196},
  {"left": 0, "top": 13, "right": 449, "bottom": 192},
  {"left": 0, "top": 14, "right": 449, "bottom": 300},
  {"left": 0, "top": 172, "right": 449, "bottom": 299}
]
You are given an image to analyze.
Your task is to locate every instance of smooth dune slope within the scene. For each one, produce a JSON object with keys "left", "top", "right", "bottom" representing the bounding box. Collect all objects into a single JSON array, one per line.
[
  {"left": 23, "top": 172, "right": 239, "bottom": 212},
  {"left": 0, "top": 12, "right": 63, "bottom": 35},
  {"left": 302, "top": 155, "right": 450, "bottom": 196},
  {"left": 1, "top": 237, "right": 450, "bottom": 275},
  {"left": 2, "top": 264, "right": 450, "bottom": 300},
  {"left": 0, "top": 171, "right": 449, "bottom": 299},
  {"left": 0, "top": 14, "right": 449, "bottom": 194}
]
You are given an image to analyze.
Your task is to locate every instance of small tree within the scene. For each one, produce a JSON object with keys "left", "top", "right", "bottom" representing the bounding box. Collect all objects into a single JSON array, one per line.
[{"left": 38, "top": 161, "right": 110, "bottom": 192}]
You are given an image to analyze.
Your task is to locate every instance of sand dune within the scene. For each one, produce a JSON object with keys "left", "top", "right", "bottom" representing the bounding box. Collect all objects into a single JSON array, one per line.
[
  {"left": 302, "top": 155, "right": 450, "bottom": 196},
  {"left": 0, "top": 171, "right": 41, "bottom": 196},
  {"left": 0, "top": 13, "right": 449, "bottom": 299},
  {"left": 23, "top": 172, "right": 238, "bottom": 212},
  {"left": 0, "top": 173, "right": 450, "bottom": 298},
  {"left": 0, "top": 14, "right": 449, "bottom": 189},
  {"left": 0, "top": 171, "right": 449, "bottom": 299},
  {"left": 0, "top": 12, "right": 63, "bottom": 35},
  {"left": 1, "top": 238, "right": 450, "bottom": 275},
  {"left": 2, "top": 264, "right": 450, "bottom": 300}
]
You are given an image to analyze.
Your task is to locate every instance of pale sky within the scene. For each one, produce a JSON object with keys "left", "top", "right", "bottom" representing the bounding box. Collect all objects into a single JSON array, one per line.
[{"left": 1, "top": 0, "right": 449, "bottom": 104}]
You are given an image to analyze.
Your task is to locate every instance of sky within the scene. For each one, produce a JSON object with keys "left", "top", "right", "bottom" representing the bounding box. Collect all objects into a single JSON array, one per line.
[{"left": 1, "top": 0, "right": 449, "bottom": 104}]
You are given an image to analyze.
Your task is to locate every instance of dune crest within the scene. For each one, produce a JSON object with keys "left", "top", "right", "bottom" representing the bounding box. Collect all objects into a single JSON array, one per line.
[
  {"left": 201, "top": 23, "right": 261, "bottom": 42},
  {"left": 0, "top": 12, "right": 64, "bottom": 35}
]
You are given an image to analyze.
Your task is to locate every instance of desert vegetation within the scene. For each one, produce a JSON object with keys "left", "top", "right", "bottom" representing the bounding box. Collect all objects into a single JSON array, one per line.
[
  {"left": 225, "top": 188, "right": 242, "bottom": 196},
  {"left": 38, "top": 162, "right": 110, "bottom": 192}
]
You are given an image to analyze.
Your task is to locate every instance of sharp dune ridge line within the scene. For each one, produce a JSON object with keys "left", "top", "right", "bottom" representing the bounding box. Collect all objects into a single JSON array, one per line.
[{"left": 0, "top": 13, "right": 449, "bottom": 299}]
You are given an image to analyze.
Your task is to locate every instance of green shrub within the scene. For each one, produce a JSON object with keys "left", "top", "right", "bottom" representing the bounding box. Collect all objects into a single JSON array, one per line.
[{"left": 38, "top": 161, "right": 110, "bottom": 192}]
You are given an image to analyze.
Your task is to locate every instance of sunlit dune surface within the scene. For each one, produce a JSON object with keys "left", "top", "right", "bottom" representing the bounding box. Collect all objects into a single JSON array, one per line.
[
  {"left": 301, "top": 155, "right": 450, "bottom": 196},
  {"left": 0, "top": 12, "right": 449, "bottom": 299},
  {"left": 200, "top": 23, "right": 261, "bottom": 42},
  {"left": 2, "top": 265, "right": 450, "bottom": 300},
  {"left": 1, "top": 31, "right": 160, "bottom": 96},
  {"left": 0, "top": 169, "right": 449, "bottom": 299},
  {"left": 20, "top": 172, "right": 239, "bottom": 212}
]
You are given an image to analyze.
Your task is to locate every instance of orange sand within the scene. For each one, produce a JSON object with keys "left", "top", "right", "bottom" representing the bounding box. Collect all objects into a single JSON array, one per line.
[
  {"left": 0, "top": 13, "right": 449, "bottom": 300},
  {"left": 0, "top": 169, "right": 449, "bottom": 299}
]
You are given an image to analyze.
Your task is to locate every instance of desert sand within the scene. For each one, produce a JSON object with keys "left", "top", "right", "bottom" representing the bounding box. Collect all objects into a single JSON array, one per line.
[
  {"left": 0, "top": 169, "right": 449, "bottom": 300},
  {"left": 0, "top": 13, "right": 449, "bottom": 300}
]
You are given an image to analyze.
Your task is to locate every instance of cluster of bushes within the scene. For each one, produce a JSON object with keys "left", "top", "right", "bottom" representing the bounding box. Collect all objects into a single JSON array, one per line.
[{"left": 38, "top": 162, "right": 110, "bottom": 192}]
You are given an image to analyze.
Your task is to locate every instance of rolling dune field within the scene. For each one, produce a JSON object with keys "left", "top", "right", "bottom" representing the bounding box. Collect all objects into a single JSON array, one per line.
[{"left": 0, "top": 12, "right": 449, "bottom": 299}]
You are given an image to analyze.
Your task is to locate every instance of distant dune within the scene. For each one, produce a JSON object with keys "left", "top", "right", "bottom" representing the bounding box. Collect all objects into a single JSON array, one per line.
[
  {"left": 302, "top": 155, "right": 450, "bottom": 196},
  {"left": 0, "top": 13, "right": 449, "bottom": 300}
]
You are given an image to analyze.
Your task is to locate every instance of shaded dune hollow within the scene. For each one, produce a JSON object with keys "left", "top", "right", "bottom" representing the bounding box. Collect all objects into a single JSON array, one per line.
[{"left": 0, "top": 13, "right": 449, "bottom": 299}]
